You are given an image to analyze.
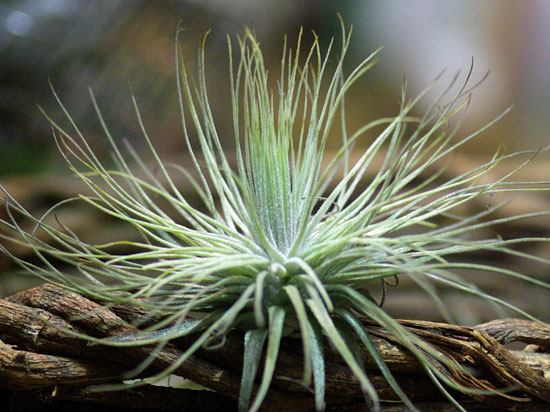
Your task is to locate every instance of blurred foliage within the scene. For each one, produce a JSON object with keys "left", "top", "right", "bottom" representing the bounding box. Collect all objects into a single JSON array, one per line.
[
  {"left": 0, "top": 0, "right": 363, "bottom": 176},
  {"left": 2, "top": 1, "right": 550, "bottom": 177}
]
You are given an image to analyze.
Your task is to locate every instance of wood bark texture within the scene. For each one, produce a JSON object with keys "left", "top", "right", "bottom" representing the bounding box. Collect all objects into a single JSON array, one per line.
[{"left": 0, "top": 283, "right": 548, "bottom": 411}]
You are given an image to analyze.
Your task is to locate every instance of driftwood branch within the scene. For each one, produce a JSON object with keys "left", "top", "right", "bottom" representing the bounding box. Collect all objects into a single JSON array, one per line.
[{"left": 0, "top": 283, "right": 549, "bottom": 411}]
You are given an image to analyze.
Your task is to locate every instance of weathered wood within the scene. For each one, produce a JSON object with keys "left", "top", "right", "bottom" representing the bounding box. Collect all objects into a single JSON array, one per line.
[
  {"left": 0, "top": 339, "right": 125, "bottom": 389},
  {"left": 3, "top": 284, "right": 312, "bottom": 412},
  {"left": 36, "top": 383, "right": 238, "bottom": 411},
  {"left": 511, "top": 350, "right": 550, "bottom": 380},
  {"left": 1, "top": 283, "right": 549, "bottom": 411},
  {"left": 476, "top": 318, "right": 550, "bottom": 347},
  {"left": 375, "top": 399, "right": 550, "bottom": 412}
]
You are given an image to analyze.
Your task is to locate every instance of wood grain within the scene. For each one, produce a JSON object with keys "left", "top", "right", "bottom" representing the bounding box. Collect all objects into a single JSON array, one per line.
[{"left": 0, "top": 283, "right": 549, "bottom": 411}]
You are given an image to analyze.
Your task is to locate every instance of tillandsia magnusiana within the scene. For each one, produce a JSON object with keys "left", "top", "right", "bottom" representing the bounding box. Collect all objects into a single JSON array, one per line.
[{"left": 1, "top": 19, "right": 549, "bottom": 412}]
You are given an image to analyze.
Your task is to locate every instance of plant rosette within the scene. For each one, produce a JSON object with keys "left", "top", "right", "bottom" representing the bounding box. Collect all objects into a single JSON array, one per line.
[{"left": 1, "top": 19, "right": 549, "bottom": 412}]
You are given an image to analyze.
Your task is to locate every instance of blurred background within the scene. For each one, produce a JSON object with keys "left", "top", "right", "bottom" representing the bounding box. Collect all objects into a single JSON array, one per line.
[{"left": 0, "top": 0, "right": 549, "bottom": 323}]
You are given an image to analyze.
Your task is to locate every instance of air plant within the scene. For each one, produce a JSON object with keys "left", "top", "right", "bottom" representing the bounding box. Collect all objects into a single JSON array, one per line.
[{"left": 1, "top": 19, "right": 549, "bottom": 412}]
